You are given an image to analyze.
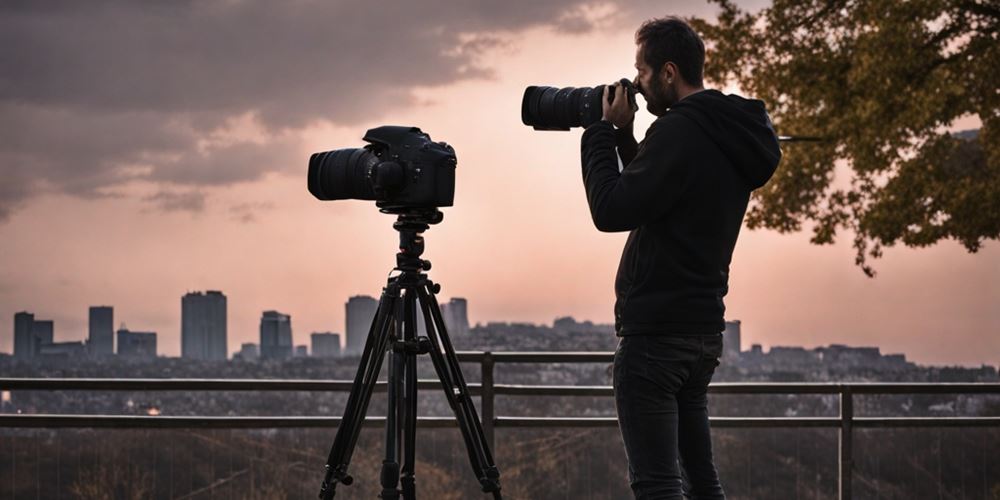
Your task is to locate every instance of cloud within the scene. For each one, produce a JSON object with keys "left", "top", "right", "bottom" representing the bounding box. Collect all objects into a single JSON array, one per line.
[
  {"left": 229, "top": 201, "right": 276, "bottom": 224},
  {"left": 0, "top": 0, "right": 626, "bottom": 220},
  {"left": 143, "top": 190, "right": 206, "bottom": 213}
]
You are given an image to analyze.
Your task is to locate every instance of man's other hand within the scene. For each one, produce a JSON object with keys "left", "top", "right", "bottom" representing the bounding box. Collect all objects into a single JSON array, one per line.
[{"left": 602, "top": 83, "right": 635, "bottom": 129}]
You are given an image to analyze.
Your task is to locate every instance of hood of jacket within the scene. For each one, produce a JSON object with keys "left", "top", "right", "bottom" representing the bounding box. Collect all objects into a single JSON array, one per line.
[{"left": 668, "top": 89, "right": 782, "bottom": 189}]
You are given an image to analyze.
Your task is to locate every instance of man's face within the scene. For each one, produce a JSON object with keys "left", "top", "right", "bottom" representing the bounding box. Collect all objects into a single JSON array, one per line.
[{"left": 634, "top": 43, "right": 679, "bottom": 116}]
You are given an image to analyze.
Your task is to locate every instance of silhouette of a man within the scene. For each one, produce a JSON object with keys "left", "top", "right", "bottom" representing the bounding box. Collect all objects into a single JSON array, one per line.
[{"left": 580, "top": 17, "right": 781, "bottom": 499}]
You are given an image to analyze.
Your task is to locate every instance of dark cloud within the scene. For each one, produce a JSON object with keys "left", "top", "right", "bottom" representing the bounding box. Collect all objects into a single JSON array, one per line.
[{"left": 0, "top": 0, "right": 622, "bottom": 220}]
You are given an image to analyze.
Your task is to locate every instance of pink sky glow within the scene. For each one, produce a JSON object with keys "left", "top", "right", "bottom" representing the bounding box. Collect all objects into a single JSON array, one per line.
[{"left": 1, "top": 5, "right": 997, "bottom": 367}]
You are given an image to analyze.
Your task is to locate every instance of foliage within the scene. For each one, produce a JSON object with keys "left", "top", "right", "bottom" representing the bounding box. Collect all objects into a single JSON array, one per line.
[{"left": 690, "top": 0, "right": 1000, "bottom": 275}]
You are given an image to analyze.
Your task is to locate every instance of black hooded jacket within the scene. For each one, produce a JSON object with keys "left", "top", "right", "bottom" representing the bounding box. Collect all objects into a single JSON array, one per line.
[{"left": 580, "top": 89, "right": 781, "bottom": 335}]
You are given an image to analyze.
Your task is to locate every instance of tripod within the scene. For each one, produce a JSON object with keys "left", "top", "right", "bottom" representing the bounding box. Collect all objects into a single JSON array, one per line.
[{"left": 319, "top": 209, "right": 502, "bottom": 500}]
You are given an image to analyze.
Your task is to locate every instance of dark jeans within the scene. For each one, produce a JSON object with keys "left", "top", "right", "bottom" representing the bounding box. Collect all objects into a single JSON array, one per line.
[{"left": 613, "top": 333, "right": 726, "bottom": 500}]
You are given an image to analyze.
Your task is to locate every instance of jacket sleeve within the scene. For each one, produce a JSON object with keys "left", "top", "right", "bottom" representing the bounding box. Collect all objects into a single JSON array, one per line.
[
  {"left": 580, "top": 116, "right": 693, "bottom": 232},
  {"left": 615, "top": 123, "right": 639, "bottom": 165}
]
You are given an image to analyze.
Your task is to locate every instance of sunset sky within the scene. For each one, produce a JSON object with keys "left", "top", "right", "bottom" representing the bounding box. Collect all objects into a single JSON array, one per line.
[{"left": 2, "top": 1, "right": 997, "bottom": 366}]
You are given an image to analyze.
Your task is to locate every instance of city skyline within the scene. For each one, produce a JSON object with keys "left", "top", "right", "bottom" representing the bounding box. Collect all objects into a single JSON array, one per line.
[
  {"left": 5, "top": 293, "right": 476, "bottom": 360},
  {"left": 3, "top": 297, "right": 978, "bottom": 371}
]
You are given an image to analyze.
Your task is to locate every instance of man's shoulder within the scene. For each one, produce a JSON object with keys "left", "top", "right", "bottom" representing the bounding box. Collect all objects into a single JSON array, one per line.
[{"left": 642, "top": 112, "right": 699, "bottom": 142}]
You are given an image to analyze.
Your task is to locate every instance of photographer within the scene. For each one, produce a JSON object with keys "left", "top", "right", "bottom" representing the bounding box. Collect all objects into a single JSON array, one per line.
[{"left": 580, "top": 17, "right": 782, "bottom": 499}]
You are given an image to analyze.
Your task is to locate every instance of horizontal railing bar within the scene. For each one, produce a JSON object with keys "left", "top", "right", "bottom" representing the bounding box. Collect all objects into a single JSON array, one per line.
[
  {"left": 455, "top": 352, "right": 487, "bottom": 362},
  {"left": 709, "top": 383, "right": 851, "bottom": 394},
  {"left": 3, "top": 378, "right": 999, "bottom": 396},
  {"left": 494, "top": 383, "right": 846, "bottom": 396},
  {"left": 839, "top": 383, "right": 1000, "bottom": 394},
  {"left": 485, "top": 382, "right": 1000, "bottom": 396},
  {"left": 2, "top": 415, "right": 998, "bottom": 430},
  {"left": 0, "top": 378, "right": 480, "bottom": 394},
  {"left": 495, "top": 385, "right": 611, "bottom": 396},
  {"left": 0, "top": 414, "right": 459, "bottom": 429},
  {"left": 495, "top": 417, "right": 844, "bottom": 428},
  {"left": 484, "top": 352, "right": 614, "bottom": 363},
  {"left": 853, "top": 417, "right": 1000, "bottom": 428}
]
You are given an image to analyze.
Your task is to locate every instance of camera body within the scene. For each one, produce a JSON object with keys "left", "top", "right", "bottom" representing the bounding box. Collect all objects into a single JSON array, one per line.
[{"left": 308, "top": 126, "right": 456, "bottom": 211}]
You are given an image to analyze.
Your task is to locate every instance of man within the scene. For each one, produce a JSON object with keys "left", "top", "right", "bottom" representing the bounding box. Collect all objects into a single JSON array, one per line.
[{"left": 580, "top": 17, "right": 782, "bottom": 499}]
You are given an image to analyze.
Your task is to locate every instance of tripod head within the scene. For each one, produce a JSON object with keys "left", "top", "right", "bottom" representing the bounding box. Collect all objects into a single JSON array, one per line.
[{"left": 383, "top": 208, "right": 443, "bottom": 274}]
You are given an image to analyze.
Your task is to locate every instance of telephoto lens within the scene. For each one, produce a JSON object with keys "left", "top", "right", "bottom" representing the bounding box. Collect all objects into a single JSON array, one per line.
[{"left": 521, "top": 79, "right": 636, "bottom": 131}]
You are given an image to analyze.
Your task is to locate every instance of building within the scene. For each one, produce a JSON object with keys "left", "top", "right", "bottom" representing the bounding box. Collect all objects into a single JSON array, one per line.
[
  {"left": 32, "top": 320, "right": 54, "bottom": 346},
  {"left": 440, "top": 297, "right": 470, "bottom": 336},
  {"left": 234, "top": 343, "right": 259, "bottom": 361},
  {"left": 117, "top": 328, "right": 157, "bottom": 359},
  {"left": 723, "top": 320, "right": 742, "bottom": 359},
  {"left": 13, "top": 312, "right": 34, "bottom": 359},
  {"left": 38, "top": 341, "right": 88, "bottom": 360},
  {"left": 346, "top": 296, "right": 378, "bottom": 354},
  {"left": 13, "top": 312, "right": 54, "bottom": 360},
  {"left": 260, "top": 311, "right": 293, "bottom": 360},
  {"left": 311, "top": 332, "right": 342, "bottom": 358},
  {"left": 551, "top": 316, "right": 611, "bottom": 335},
  {"left": 181, "top": 291, "right": 228, "bottom": 360},
  {"left": 294, "top": 345, "right": 308, "bottom": 357},
  {"left": 88, "top": 306, "right": 114, "bottom": 357}
]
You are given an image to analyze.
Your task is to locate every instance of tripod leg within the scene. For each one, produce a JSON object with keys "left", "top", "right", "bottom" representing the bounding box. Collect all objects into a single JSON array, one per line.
[
  {"left": 320, "top": 288, "right": 398, "bottom": 500},
  {"left": 400, "top": 289, "right": 419, "bottom": 500},
  {"left": 380, "top": 295, "right": 405, "bottom": 500},
  {"left": 416, "top": 285, "right": 502, "bottom": 498}
]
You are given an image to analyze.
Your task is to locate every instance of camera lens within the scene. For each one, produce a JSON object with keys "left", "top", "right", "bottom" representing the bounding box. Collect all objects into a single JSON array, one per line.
[
  {"left": 308, "top": 148, "right": 379, "bottom": 201},
  {"left": 520, "top": 84, "right": 608, "bottom": 131},
  {"left": 553, "top": 87, "right": 576, "bottom": 129}
]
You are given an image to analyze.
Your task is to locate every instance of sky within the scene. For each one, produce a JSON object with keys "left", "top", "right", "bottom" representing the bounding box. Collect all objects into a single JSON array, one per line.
[{"left": 1, "top": 0, "right": 997, "bottom": 366}]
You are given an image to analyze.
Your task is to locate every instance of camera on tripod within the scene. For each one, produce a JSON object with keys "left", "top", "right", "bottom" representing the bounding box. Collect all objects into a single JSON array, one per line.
[
  {"left": 308, "top": 125, "right": 456, "bottom": 211},
  {"left": 307, "top": 127, "right": 501, "bottom": 499}
]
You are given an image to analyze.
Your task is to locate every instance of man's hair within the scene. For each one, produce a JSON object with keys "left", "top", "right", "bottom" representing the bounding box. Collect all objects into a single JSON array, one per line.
[{"left": 635, "top": 17, "right": 705, "bottom": 87}]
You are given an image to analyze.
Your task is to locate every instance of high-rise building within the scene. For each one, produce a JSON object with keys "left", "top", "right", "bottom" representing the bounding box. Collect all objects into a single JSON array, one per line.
[
  {"left": 345, "top": 296, "right": 378, "bottom": 354},
  {"left": 13, "top": 312, "right": 35, "bottom": 359},
  {"left": 441, "top": 297, "right": 470, "bottom": 336},
  {"left": 88, "top": 306, "right": 114, "bottom": 357},
  {"left": 117, "top": 328, "right": 157, "bottom": 359},
  {"left": 723, "top": 320, "right": 742, "bottom": 359},
  {"left": 181, "top": 291, "right": 228, "bottom": 360},
  {"left": 13, "top": 312, "right": 55, "bottom": 360},
  {"left": 311, "top": 332, "right": 342, "bottom": 358},
  {"left": 260, "top": 311, "right": 293, "bottom": 360}
]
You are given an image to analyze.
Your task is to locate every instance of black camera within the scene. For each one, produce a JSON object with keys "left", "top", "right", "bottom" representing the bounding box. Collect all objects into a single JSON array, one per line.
[
  {"left": 521, "top": 79, "right": 637, "bottom": 131},
  {"left": 308, "top": 126, "right": 456, "bottom": 211}
]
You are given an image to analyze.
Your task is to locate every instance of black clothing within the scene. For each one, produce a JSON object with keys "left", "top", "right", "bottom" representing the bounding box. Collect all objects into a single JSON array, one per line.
[
  {"left": 614, "top": 334, "right": 725, "bottom": 499},
  {"left": 580, "top": 89, "right": 781, "bottom": 335}
]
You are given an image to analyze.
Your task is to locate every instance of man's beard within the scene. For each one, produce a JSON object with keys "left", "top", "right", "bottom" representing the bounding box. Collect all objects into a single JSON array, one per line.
[{"left": 644, "top": 75, "right": 679, "bottom": 116}]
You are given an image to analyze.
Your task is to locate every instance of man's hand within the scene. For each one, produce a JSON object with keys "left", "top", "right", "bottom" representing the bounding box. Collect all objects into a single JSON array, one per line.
[{"left": 602, "top": 83, "right": 635, "bottom": 129}]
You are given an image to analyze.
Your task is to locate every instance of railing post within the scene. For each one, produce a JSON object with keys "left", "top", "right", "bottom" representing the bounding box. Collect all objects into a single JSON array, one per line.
[
  {"left": 481, "top": 352, "right": 495, "bottom": 452},
  {"left": 839, "top": 385, "right": 854, "bottom": 500}
]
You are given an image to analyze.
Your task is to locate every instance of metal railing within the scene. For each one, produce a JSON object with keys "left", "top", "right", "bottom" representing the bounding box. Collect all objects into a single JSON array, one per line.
[{"left": 2, "top": 351, "right": 999, "bottom": 500}]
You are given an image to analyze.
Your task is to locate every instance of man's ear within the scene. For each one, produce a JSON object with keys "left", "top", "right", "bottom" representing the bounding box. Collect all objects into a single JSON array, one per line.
[{"left": 659, "top": 62, "right": 675, "bottom": 85}]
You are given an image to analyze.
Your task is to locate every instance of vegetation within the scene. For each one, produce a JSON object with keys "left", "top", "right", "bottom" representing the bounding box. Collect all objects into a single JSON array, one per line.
[{"left": 690, "top": 0, "right": 1000, "bottom": 275}]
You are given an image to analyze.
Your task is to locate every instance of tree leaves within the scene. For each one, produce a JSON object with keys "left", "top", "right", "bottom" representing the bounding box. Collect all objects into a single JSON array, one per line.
[{"left": 691, "top": 0, "right": 1000, "bottom": 276}]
